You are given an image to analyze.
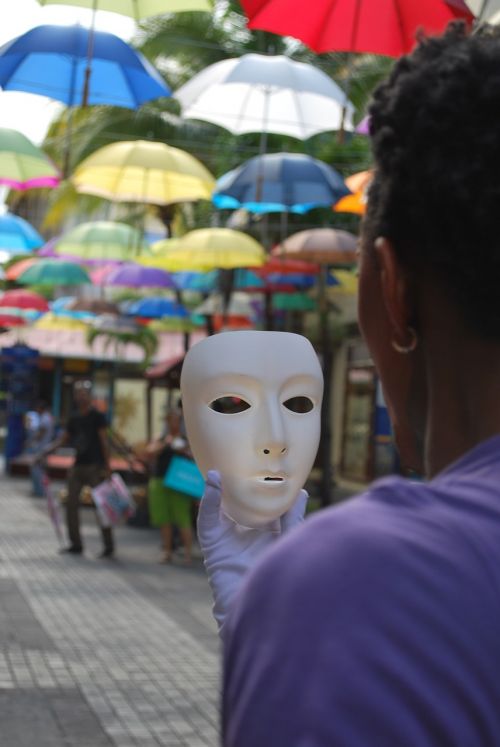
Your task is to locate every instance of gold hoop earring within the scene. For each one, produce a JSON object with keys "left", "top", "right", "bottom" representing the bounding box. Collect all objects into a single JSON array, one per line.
[{"left": 391, "top": 327, "right": 418, "bottom": 354}]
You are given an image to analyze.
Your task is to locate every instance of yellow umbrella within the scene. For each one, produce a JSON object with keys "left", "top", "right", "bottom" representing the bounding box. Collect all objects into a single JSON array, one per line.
[
  {"left": 72, "top": 140, "right": 215, "bottom": 205},
  {"left": 330, "top": 269, "right": 359, "bottom": 295},
  {"left": 334, "top": 170, "right": 372, "bottom": 216},
  {"left": 137, "top": 238, "right": 181, "bottom": 267},
  {"left": 34, "top": 313, "right": 90, "bottom": 332},
  {"left": 37, "top": 1, "right": 212, "bottom": 17},
  {"left": 141, "top": 228, "right": 266, "bottom": 272}
]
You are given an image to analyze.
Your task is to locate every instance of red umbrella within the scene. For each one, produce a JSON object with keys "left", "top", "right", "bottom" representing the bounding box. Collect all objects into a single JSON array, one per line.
[
  {"left": 240, "top": 0, "right": 473, "bottom": 55},
  {"left": 0, "top": 313, "right": 28, "bottom": 327},
  {"left": 256, "top": 257, "right": 320, "bottom": 276},
  {"left": 0, "top": 289, "right": 49, "bottom": 311}
]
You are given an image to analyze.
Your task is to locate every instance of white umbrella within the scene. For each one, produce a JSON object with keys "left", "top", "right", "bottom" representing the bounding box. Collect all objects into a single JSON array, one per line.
[
  {"left": 174, "top": 53, "right": 354, "bottom": 141},
  {"left": 466, "top": 0, "right": 500, "bottom": 22}
]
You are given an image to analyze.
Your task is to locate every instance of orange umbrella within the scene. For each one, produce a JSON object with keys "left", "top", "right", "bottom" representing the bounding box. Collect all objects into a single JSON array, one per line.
[
  {"left": 334, "top": 170, "right": 372, "bottom": 216},
  {"left": 5, "top": 257, "right": 38, "bottom": 281}
]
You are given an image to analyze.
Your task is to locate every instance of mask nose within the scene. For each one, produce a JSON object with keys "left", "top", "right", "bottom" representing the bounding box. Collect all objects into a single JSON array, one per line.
[{"left": 258, "top": 397, "right": 287, "bottom": 457}]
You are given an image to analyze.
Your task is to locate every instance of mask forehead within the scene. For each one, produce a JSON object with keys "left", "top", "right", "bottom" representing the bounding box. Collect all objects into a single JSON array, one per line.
[{"left": 182, "top": 331, "right": 323, "bottom": 393}]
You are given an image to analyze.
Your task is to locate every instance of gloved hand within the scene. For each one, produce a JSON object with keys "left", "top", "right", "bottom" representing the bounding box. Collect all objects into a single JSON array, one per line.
[{"left": 197, "top": 470, "right": 308, "bottom": 638}]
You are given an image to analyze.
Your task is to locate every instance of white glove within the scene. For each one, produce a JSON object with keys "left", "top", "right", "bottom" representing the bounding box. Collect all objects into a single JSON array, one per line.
[{"left": 197, "top": 469, "right": 308, "bottom": 638}]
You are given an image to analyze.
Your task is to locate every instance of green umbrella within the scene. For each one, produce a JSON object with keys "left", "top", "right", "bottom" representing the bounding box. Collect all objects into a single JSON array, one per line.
[
  {"left": 55, "top": 221, "right": 150, "bottom": 261},
  {"left": 0, "top": 127, "right": 60, "bottom": 190},
  {"left": 37, "top": 0, "right": 212, "bottom": 18},
  {"left": 18, "top": 259, "right": 90, "bottom": 286},
  {"left": 273, "top": 292, "right": 317, "bottom": 311}
]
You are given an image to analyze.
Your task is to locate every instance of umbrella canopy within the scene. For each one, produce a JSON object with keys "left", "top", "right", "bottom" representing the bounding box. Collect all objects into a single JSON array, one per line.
[
  {"left": 73, "top": 140, "right": 214, "bottom": 205},
  {"left": 175, "top": 53, "right": 355, "bottom": 138},
  {"left": 233, "top": 268, "right": 315, "bottom": 293},
  {"left": 274, "top": 228, "right": 358, "bottom": 264},
  {"left": 105, "top": 263, "right": 176, "bottom": 288},
  {"left": 464, "top": 0, "right": 499, "bottom": 22},
  {"left": 37, "top": 0, "right": 212, "bottom": 17},
  {"left": 126, "top": 297, "right": 189, "bottom": 318},
  {"left": 0, "top": 213, "right": 43, "bottom": 255},
  {"left": 4, "top": 257, "right": 38, "bottom": 281},
  {"left": 0, "top": 308, "right": 37, "bottom": 327},
  {"left": 18, "top": 259, "right": 91, "bottom": 286},
  {"left": 273, "top": 292, "right": 317, "bottom": 311},
  {"left": 34, "top": 312, "right": 90, "bottom": 331},
  {"left": 55, "top": 221, "right": 149, "bottom": 261},
  {"left": 172, "top": 270, "right": 217, "bottom": 292},
  {"left": 256, "top": 257, "right": 320, "bottom": 275},
  {"left": 0, "top": 25, "right": 170, "bottom": 108},
  {"left": 239, "top": 0, "right": 472, "bottom": 55},
  {"left": 89, "top": 263, "right": 117, "bottom": 286},
  {"left": 0, "top": 289, "right": 49, "bottom": 311},
  {"left": 214, "top": 153, "right": 349, "bottom": 214},
  {"left": 0, "top": 127, "right": 60, "bottom": 190},
  {"left": 149, "top": 228, "right": 265, "bottom": 271},
  {"left": 334, "top": 169, "right": 372, "bottom": 216}
]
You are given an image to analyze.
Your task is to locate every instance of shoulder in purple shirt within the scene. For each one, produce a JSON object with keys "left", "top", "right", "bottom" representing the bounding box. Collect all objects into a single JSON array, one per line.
[{"left": 223, "top": 435, "right": 500, "bottom": 747}]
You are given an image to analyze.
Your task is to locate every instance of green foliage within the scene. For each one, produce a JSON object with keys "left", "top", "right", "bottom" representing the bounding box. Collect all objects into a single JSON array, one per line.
[{"left": 86, "top": 326, "right": 159, "bottom": 367}]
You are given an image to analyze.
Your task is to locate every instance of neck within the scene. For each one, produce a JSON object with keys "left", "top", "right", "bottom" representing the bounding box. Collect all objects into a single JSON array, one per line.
[{"left": 423, "top": 331, "right": 500, "bottom": 478}]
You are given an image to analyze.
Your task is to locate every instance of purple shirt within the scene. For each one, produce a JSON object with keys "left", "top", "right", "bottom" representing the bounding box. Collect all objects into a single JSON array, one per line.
[{"left": 224, "top": 435, "right": 500, "bottom": 746}]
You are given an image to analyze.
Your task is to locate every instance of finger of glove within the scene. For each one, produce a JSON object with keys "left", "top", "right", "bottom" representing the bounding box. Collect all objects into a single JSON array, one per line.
[
  {"left": 280, "top": 489, "right": 308, "bottom": 533},
  {"left": 197, "top": 470, "right": 223, "bottom": 541}
]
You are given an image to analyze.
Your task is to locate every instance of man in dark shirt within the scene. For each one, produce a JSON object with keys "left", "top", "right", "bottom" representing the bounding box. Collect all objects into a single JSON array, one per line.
[{"left": 44, "top": 380, "right": 114, "bottom": 557}]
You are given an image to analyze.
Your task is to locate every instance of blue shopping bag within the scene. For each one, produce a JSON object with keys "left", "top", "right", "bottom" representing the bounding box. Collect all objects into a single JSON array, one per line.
[{"left": 164, "top": 455, "right": 205, "bottom": 499}]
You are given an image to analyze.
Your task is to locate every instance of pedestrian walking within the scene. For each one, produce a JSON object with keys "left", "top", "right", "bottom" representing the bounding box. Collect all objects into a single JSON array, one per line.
[
  {"left": 198, "top": 22, "right": 500, "bottom": 746},
  {"left": 42, "top": 380, "right": 114, "bottom": 558},
  {"left": 28, "top": 399, "right": 55, "bottom": 497}
]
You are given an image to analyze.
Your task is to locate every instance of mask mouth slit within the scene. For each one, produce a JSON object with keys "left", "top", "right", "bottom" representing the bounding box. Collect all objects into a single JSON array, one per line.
[{"left": 264, "top": 476, "right": 284, "bottom": 482}]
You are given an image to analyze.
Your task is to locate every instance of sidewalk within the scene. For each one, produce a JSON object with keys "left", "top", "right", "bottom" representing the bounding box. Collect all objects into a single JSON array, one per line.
[{"left": 0, "top": 475, "right": 220, "bottom": 747}]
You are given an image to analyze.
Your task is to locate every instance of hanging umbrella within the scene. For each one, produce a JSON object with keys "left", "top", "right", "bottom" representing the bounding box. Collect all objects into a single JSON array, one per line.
[
  {"left": 34, "top": 312, "right": 90, "bottom": 331},
  {"left": 175, "top": 53, "right": 355, "bottom": 139},
  {"left": 0, "top": 127, "right": 60, "bottom": 190},
  {"left": 466, "top": 0, "right": 500, "bottom": 21},
  {"left": 0, "top": 308, "right": 37, "bottom": 327},
  {"left": 213, "top": 153, "right": 349, "bottom": 214},
  {"left": 89, "top": 263, "right": 118, "bottom": 286},
  {"left": 0, "top": 25, "right": 170, "bottom": 108},
  {"left": 73, "top": 140, "right": 214, "bottom": 205},
  {"left": 126, "top": 297, "right": 189, "bottom": 319},
  {"left": 4, "top": 257, "right": 38, "bottom": 281},
  {"left": 233, "top": 268, "right": 315, "bottom": 293},
  {"left": 0, "top": 289, "right": 49, "bottom": 312},
  {"left": 239, "top": 0, "right": 472, "bottom": 55},
  {"left": 51, "top": 296, "right": 75, "bottom": 311},
  {"left": 54, "top": 221, "right": 150, "bottom": 261},
  {"left": 17, "top": 259, "right": 91, "bottom": 286},
  {"left": 273, "top": 228, "right": 358, "bottom": 264},
  {"left": 273, "top": 292, "right": 317, "bottom": 312},
  {"left": 0, "top": 213, "right": 43, "bottom": 255},
  {"left": 256, "top": 257, "right": 320, "bottom": 276},
  {"left": 148, "top": 228, "right": 265, "bottom": 272},
  {"left": 105, "top": 263, "right": 176, "bottom": 288},
  {"left": 37, "top": 0, "right": 212, "bottom": 16},
  {"left": 172, "top": 270, "right": 218, "bottom": 292},
  {"left": 334, "top": 170, "right": 373, "bottom": 216}
]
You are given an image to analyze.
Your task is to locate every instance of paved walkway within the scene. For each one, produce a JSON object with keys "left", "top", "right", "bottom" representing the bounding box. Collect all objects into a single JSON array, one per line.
[{"left": 0, "top": 476, "right": 220, "bottom": 747}]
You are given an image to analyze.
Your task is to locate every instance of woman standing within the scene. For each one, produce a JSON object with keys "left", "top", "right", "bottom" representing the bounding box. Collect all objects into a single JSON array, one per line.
[{"left": 147, "top": 410, "right": 193, "bottom": 564}]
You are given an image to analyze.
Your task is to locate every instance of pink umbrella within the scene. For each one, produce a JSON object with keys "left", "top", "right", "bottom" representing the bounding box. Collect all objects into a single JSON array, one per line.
[
  {"left": 90, "top": 264, "right": 117, "bottom": 285},
  {"left": 106, "top": 263, "right": 175, "bottom": 288}
]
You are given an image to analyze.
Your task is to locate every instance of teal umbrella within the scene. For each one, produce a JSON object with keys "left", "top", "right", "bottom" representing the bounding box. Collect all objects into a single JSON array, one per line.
[{"left": 17, "top": 259, "right": 90, "bottom": 286}]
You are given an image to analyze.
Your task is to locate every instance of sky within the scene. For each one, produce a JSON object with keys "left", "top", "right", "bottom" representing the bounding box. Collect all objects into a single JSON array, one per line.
[{"left": 0, "top": 1, "right": 136, "bottom": 144}]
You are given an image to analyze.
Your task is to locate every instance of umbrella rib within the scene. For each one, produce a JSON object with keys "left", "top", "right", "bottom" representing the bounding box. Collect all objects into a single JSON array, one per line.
[{"left": 393, "top": 0, "right": 407, "bottom": 54}]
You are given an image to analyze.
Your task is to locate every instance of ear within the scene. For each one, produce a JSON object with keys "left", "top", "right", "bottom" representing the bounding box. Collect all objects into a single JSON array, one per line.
[{"left": 374, "top": 237, "right": 412, "bottom": 342}]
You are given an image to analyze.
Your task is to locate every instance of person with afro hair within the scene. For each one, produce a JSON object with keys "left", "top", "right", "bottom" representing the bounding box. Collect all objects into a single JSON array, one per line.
[{"left": 197, "top": 21, "right": 500, "bottom": 746}]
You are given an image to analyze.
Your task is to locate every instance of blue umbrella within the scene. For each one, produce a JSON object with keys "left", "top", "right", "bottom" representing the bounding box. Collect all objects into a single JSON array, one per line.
[
  {"left": 0, "top": 25, "right": 170, "bottom": 108},
  {"left": 126, "top": 297, "right": 189, "bottom": 319},
  {"left": 213, "top": 153, "right": 349, "bottom": 214},
  {"left": 173, "top": 271, "right": 218, "bottom": 292},
  {"left": 0, "top": 213, "right": 43, "bottom": 254}
]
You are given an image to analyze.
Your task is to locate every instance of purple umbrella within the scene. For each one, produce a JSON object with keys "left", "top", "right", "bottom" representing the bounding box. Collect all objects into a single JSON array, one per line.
[
  {"left": 355, "top": 115, "right": 370, "bottom": 135},
  {"left": 106, "top": 263, "right": 175, "bottom": 288}
]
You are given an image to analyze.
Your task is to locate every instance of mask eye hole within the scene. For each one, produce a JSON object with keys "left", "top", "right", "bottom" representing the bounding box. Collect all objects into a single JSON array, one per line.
[
  {"left": 209, "top": 396, "right": 251, "bottom": 414},
  {"left": 283, "top": 396, "right": 314, "bottom": 413}
]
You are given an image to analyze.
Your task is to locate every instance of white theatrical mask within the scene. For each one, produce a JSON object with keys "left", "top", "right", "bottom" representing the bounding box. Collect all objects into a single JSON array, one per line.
[{"left": 181, "top": 331, "right": 324, "bottom": 527}]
